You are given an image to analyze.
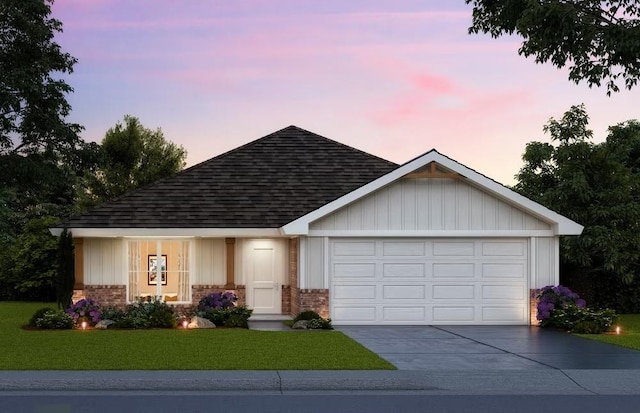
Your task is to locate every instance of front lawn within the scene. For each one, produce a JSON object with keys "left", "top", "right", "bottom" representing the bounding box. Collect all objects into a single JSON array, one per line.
[
  {"left": 577, "top": 314, "right": 640, "bottom": 351},
  {"left": 0, "top": 302, "right": 395, "bottom": 370}
]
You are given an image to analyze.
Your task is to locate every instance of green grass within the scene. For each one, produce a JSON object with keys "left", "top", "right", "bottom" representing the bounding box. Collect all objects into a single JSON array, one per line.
[
  {"left": 0, "top": 302, "right": 395, "bottom": 370},
  {"left": 577, "top": 314, "right": 640, "bottom": 351}
]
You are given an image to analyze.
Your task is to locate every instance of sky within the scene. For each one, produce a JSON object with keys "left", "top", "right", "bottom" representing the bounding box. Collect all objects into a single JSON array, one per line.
[{"left": 51, "top": 0, "right": 640, "bottom": 185}]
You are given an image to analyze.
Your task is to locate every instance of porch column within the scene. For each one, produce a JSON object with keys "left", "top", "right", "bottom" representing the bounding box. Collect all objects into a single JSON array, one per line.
[
  {"left": 73, "top": 238, "right": 84, "bottom": 289},
  {"left": 224, "top": 238, "right": 236, "bottom": 289}
]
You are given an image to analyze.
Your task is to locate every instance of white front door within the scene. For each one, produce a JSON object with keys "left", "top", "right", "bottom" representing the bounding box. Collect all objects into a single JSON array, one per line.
[{"left": 246, "top": 240, "right": 283, "bottom": 314}]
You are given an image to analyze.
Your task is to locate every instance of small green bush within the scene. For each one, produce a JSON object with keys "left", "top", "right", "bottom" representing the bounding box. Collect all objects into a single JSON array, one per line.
[
  {"left": 29, "top": 307, "right": 55, "bottom": 327},
  {"left": 101, "top": 298, "right": 177, "bottom": 329},
  {"left": 196, "top": 305, "right": 253, "bottom": 328},
  {"left": 225, "top": 313, "right": 249, "bottom": 329},
  {"left": 551, "top": 305, "right": 618, "bottom": 334},
  {"left": 35, "top": 310, "right": 74, "bottom": 329},
  {"left": 307, "top": 317, "right": 333, "bottom": 330},
  {"left": 293, "top": 310, "right": 321, "bottom": 323}
]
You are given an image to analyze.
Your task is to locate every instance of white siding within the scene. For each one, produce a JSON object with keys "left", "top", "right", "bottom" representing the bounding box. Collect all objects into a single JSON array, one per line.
[
  {"left": 310, "top": 178, "right": 551, "bottom": 232},
  {"left": 84, "top": 238, "right": 125, "bottom": 285},
  {"left": 195, "top": 238, "right": 225, "bottom": 285},
  {"left": 533, "top": 237, "right": 558, "bottom": 288},
  {"left": 306, "top": 237, "right": 326, "bottom": 289}
]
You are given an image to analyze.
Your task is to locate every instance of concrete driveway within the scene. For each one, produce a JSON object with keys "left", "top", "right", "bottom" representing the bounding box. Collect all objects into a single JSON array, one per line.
[{"left": 338, "top": 325, "right": 640, "bottom": 370}]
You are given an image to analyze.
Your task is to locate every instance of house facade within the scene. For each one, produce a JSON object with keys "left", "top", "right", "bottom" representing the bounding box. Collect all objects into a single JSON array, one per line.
[{"left": 53, "top": 126, "right": 582, "bottom": 325}]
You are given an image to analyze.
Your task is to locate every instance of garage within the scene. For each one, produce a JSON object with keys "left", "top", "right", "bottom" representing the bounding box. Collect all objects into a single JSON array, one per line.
[
  {"left": 330, "top": 238, "right": 529, "bottom": 325},
  {"left": 284, "top": 150, "right": 584, "bottom": 326}
]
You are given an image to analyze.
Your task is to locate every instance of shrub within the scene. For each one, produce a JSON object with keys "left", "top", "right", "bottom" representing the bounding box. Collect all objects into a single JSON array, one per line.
[
  {"left": 197, "top": 292, "right": 237, "bottom": 312},
  {"left": 29, "top": 307, "right": 55, "bottom": 327},
  {"left": 197, "top": 305, "right": 253, "bottom": 328},
  {"left": 100, "top": 298, "right": 177, "bottom": 329},
  {"left": 307, "top": 318, "right": 333, "bottom": 330},
  {"left": 550, "top": 305, "right": 618, "bottom": 334},
  {"left": 119, "top": 297, "right": 177, "bottom": 329},
  {"left": 536, "top": 285, "right": 586, "bottom": 324},
  {"left": 536, "top": 285, "right": 617, "bottom": 333},
  {"left": 225, "top": 313, "right": 249, "bottom": 329},
  {"left": 35, "top": 310, "right": 74, "bottom": 329},
  {"left": 293, "top": 310, "right": 321, "bottom": 323},
  {"left": 66, "top": 298, "right": 101, "bottom": 326},
  {"left": 100, "top": 307, "right": 126, "bottom": 323}
]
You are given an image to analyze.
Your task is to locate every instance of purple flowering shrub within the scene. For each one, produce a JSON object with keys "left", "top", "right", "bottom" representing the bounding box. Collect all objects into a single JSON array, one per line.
[
  {"left": 536, "top": 285, "right": 616, "bottom": 333},
  {"left": 536, "top": 285, "right": 586, "bottom": 323},
  {"left": 197, "top": 292, "right": 237, "bottom": 312},
  {"left": 66, "top": 298, "right": 101, "bottom": 325},
  {"left": 195, "top": 292, "right": 252, "bottom": 327}
]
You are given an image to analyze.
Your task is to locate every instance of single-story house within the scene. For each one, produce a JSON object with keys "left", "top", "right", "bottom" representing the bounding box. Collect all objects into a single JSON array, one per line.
[{"left": 52, "top": 126, "right": 583, "bottom": 325}]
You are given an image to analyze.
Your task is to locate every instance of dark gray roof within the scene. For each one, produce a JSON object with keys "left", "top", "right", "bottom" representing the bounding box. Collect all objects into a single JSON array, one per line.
[{"left": 61, "top": 126, "right": 398, "bottom": 228}]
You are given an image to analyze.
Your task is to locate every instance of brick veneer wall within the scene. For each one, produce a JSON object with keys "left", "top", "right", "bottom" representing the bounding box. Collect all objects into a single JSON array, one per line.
[
  {"left": 530, "top": 289, "right": 539, "bottom": 326},
  {"left": 289, "top": 238, "right": 300, "bottom": 316},
  {"left": 192, "top": 285, "right": 246, "bottom": 306},
  {"left": 299, "top": 289, "right": 329, "bottom": 319},
  {"left": 84, "top": 285, "right": 126, "bottom": 308},
  {"left": 282, "top": 285, "right": 291, "bottom": 315}
]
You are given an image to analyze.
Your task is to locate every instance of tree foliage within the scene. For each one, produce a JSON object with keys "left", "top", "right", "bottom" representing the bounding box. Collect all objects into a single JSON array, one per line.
[
  {"left": 0, "top": 217, "right": 58, "bottom": 301},
  {"left": 514, "top": 105, "right": 640, "bottom": 310},
  {"left": 467, "top": 0, "right": 640, "bottom": 94},
  {"left": 79, "top": 115, "right": 187, "bottom": 209},
  {"left": 0, "top": 0, "right": 82, "bottom": 156},
  {"left": 55, "top": 228, "right": 74, "bottom": 310}
]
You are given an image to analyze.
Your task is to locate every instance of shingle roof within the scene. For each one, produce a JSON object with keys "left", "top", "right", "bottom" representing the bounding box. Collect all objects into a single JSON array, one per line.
[{"left": 61, "top": 126, "right": 398, "bottom": 228}]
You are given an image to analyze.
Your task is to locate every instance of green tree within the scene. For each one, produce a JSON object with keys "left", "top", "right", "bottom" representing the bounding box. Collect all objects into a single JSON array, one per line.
[
  {"left": 0, "top": 0, "right": 82, "bottom": 156},
  {"left": 79, "top": 115, "right": 187, "bottom": 209},
  {"left": 55, "top": 228, "right": 74, "bottom": 310},
  {"left": 514, "top": 105, "right": 640, "bottom": 310},
  {"left": 0, "top": 217, "right": 58, "bottom": 301},
  {"left": 467, "top": 0, "right": 640, "bottom": 94}
]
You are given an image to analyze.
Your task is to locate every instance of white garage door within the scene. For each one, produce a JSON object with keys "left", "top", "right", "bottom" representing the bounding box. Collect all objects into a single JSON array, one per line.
[{"left": 330, "top": 238, "right": 529, "bottom": 325}]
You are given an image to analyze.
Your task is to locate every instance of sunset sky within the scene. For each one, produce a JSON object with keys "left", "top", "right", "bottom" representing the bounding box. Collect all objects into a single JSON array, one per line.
[{"left": 51, "top": 0, "right": 640, "bottom": 185}]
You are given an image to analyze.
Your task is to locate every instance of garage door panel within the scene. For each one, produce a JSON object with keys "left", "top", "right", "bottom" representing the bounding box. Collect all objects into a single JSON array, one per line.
[
  {"left": 482, "top": 285, "right": 525, "bottom": 300},
  {"left": 333, "top": 306, "right": 376, "bottom": 322},
  {"left": 432, "top": 285, "right": 475, "bottom": 300},
  {"left": 482, "top": 242, "right": 525, "bottom": 257},
  {"left": 383, "top": 285, "right": 426, "bottom": 299},
  {"left": 333, "top": 241, "right": 376, "bottom": 256},
  {"left": 383, "top": 263, "right": 425, "bottom": 278},
  {"left": 432, "top": 263, "right": 474, "bottom": 278},
  {"left": 383, "top": 242, "right": 425, "bottom": 256},
  {"left": 432, "top": 306, "right": 475, "bottom": 322},
  {"left": 482, "top": 263, "right": 526, "bottom": 279},
  {"left": 333, "top": 263, "right": 375, "bottom": 278},
  {"left": 433, "top": 242, "right": 475, "bottom": 256},
  {"left": 334, "top": 285, "right": 376, "bottom": 300},
  {"left": 482, "top": 306, "right": 526, "bottom": 322},
  {"left": 382, "top": 306, "right": 426, "bottom": 322}
]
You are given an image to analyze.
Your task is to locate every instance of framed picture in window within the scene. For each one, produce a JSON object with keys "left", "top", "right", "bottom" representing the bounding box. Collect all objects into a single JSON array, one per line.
[{"left": 148, "top": 255, "right": 167, "bottom": 285}]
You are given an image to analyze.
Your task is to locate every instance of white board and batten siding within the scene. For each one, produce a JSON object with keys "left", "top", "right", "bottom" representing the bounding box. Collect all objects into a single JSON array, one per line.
[
  {"left": 83, "top": 238, "right": 125, "bottom": 285},
  {"left": 310, "top": 178, "right": 552, "bottom": 233},
  {"left": 330, "top": 238, "right": 529, "bottom": 325},
  {"left": 194, "top": 238, "right": 226, "bottom": 285}
]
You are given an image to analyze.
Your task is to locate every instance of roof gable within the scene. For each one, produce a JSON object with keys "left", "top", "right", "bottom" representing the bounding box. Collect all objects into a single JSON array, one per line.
[
  {"left": 60, "top": 126, "right": 397, "bottom": 230},
  {"left": 282, "top": 150, "right": 583, "bottom": 236}
]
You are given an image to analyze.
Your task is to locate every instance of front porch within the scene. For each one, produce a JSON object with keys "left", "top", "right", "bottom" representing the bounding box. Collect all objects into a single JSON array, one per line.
[{"left": 73, "top": 236, "right": 329, "bottom": 317}]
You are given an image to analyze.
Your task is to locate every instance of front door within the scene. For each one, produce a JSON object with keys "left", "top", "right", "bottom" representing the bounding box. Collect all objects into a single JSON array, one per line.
[{"left": 246, "top": 240, "right": 283, "bottom": 314}]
